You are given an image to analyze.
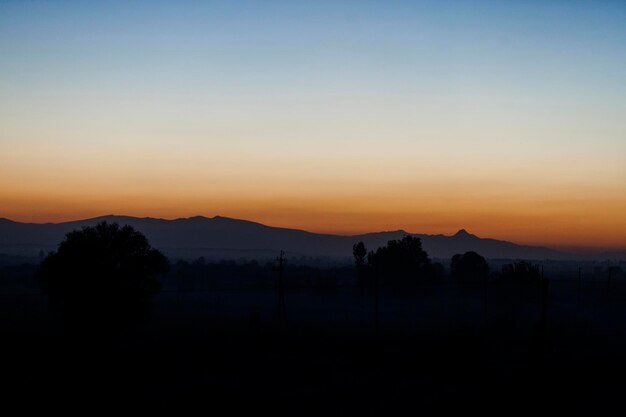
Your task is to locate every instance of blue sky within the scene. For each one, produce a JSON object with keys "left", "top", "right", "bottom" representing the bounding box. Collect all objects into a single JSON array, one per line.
[{"left": 1, "top": 1, "right": 625, "bottom": 247}]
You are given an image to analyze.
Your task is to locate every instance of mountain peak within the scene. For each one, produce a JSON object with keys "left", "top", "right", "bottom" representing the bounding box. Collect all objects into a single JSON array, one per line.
[{"left": 453, "top": 229, "right": 474, "bottom": 237}]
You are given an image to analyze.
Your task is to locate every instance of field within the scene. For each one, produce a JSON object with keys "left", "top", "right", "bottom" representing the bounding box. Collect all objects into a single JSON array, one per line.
[{"left": 1, "top": 263, "right": 626, "bottom": 415}]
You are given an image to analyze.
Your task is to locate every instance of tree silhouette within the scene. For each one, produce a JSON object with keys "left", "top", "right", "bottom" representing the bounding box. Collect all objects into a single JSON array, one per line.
[
  {"left": 353, "top": 241, "right": 367, "bottom": 268},
  {"left": 353, "top": 241, "right": 368, "bottom": 291},
  {"left": 38, "top": 221, "right": 168, "bottom": 334},
  {"left": 501, "top": 261, "right": 540, "bottom": 284},
  {"left": 450, "top": 251, "right": 489, "bottom": 282},
  {"left": 367, "top": 235, "right": 432, "bottom": 286}
]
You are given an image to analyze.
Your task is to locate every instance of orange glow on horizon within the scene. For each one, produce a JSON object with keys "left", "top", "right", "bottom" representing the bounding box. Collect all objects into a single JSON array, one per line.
[{"left": 1, "top": 189, "right": 625, "bottom": 251}]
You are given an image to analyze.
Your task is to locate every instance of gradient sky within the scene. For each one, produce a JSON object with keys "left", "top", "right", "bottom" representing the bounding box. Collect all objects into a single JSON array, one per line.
[{"left": 1, "top": 1, "right": 625, "bottom": 249}]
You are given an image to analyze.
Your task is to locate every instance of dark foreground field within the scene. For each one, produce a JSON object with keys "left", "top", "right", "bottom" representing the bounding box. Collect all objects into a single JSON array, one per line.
[{"left": 2, "top": 267, "right": 626, "bottom": 415}]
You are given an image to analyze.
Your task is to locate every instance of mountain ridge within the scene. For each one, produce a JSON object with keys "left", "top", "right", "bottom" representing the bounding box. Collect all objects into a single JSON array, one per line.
[{"left": 0, "top": 214, "right": 620, "bottom": 262}]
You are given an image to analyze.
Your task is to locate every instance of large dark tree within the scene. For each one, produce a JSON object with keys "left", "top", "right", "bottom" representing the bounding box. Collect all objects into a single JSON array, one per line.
[
  {"left": 38, "top": 221, "right": 168, "bottom": 333},
  {"left": 450, "top": 251, "right": 489, "bottom": 282},
  {"left": 367, "top": 235, "right": 432, "bottom": 286}
]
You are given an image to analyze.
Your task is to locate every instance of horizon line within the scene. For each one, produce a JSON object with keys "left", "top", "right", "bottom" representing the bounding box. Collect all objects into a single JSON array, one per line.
[{"left": 3, "top": 213, "right": 625, "bottom": 254}]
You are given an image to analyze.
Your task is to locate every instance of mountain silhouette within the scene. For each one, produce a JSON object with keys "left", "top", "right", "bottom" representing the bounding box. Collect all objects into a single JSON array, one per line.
[
  {"left": 453, "top": 229, "right": 473, "bottom": 237},
  {"left": 0, "top": 215, "right": 602, "bottom": 263}
]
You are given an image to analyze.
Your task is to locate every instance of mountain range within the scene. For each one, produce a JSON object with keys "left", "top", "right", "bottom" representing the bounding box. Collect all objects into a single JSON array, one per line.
[{"left": 0, "top": 215, "right": 621, "bottom": 265}]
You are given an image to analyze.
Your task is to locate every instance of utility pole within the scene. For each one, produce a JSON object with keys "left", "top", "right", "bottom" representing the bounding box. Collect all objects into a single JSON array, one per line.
[
  {"left": 578, "top": 266, "right": 582, "bottom": 311},
  {"left": 538, "top": 274, "right": 549, "bottom": 368},
  {"left": 275, "top": 250, "right": 287, "bottom": 329},
  {"left": 374, "top": 262, "right": 379, "bottom": 339}
]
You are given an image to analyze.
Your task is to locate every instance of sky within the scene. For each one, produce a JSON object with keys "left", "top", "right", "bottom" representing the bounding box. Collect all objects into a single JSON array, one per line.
[{"left": 1, "top": 0, "right": 625, "bottom": 250}]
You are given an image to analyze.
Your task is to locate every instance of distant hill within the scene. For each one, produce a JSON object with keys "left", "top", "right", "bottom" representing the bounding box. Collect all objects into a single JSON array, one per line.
[{"left": 0, "top": 215, "right": 595, "bottom": 264}]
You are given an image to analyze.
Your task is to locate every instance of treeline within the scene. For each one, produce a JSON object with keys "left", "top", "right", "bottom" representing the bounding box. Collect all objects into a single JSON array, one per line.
[
  {"left": 1, "top": 224, "right": 623, "bottom": 295},
  {"left": 167, "top": 236, "right": 567, "bottom": 292},
  {"left": 168, "top": 258, "right": 355, "bottom": 292},
  {"left": 351, "top": 235, "right": 553, "bottom": 293}
]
